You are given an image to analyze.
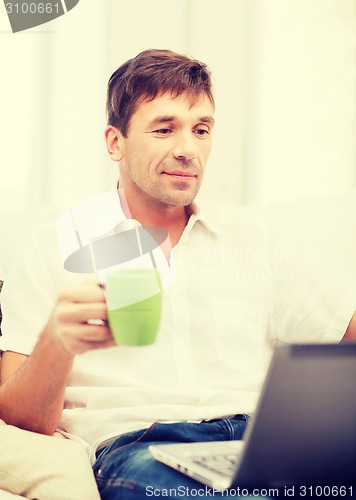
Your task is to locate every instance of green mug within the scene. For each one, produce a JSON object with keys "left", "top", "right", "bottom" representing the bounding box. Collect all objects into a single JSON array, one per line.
[{"left": 106, "top": 267, "right": 162, "bottom": 346}]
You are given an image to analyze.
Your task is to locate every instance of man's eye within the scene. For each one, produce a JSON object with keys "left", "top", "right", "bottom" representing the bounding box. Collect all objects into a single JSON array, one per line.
[
  {"left": 195, "top": 128, "right": 209, "bottom": 136},
  {"left": 155, "top": 129, "right": 171, "bottom": 135}
]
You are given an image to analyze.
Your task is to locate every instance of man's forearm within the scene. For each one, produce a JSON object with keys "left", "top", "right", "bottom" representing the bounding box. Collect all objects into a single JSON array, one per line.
[
  {"left": 0, "top": 327, "right": 74, "bottom": 435},
  {"left": 0, "top": 282, "right": 113, "bottom": 434}
]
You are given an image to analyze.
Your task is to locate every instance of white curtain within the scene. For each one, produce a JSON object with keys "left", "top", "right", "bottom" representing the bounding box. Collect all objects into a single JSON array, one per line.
[{"left": 1, "top": 0, "right": 355, "bottom": 214}]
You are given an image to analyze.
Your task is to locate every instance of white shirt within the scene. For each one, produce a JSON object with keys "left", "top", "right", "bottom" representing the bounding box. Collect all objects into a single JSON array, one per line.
[{"left": 1, "top": 190, "right": 355, "bottom": 460}]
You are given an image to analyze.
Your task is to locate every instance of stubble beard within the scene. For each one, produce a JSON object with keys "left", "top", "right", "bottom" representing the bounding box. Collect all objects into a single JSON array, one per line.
[
  {"left": 124, "top": 158, "right": 203, "bottom": 207},
  {"left": 146, "top": 175, "right": 202, "bottom": 207}
]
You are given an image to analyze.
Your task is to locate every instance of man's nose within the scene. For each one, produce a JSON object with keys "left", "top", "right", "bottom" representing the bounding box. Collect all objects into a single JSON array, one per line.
[{"left": 172, "top": 132, "right": 197, "bottom": 161}]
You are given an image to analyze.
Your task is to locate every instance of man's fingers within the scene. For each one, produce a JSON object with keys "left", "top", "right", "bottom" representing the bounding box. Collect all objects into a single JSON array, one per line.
[
  {"left": 60, "top": 324, "right": 112, "bottom": 343},
  {"left": 51, "top": 282, "right": 115, "bottom": 355},
  {"left": 58, "top": 283, "right": 106, "bottom": 304},
  {"left": 56, "top": 302, "right": 108, "bottom": 324}
]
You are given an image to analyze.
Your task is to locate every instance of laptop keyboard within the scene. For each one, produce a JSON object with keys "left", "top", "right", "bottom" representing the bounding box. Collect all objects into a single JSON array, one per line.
[{"left": 191, "top": 453, "right": 240, "bottom": 477}]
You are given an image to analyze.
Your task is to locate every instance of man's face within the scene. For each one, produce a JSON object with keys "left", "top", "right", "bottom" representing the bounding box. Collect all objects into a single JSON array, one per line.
[{"left": 117, "top": 92, "right": 214, "bottom": 207}]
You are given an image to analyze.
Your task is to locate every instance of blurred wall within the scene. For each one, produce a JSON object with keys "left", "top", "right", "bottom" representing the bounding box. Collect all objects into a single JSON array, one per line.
[{"left": 1, "top": 0, "right": 355, "bottom": 213}]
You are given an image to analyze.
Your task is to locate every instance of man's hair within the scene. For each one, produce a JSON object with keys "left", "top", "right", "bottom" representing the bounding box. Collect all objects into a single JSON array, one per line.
[{"left": 106, "top": 49, "right": 214, "bottom": 137}]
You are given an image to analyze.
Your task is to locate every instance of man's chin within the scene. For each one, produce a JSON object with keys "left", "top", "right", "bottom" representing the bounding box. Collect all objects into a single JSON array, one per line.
[
  {"left": 160, "top": 193, "right": 196, "bottom": 207},
  {"left": 144, "top": 183, "right": 201, "bottom": 207}
]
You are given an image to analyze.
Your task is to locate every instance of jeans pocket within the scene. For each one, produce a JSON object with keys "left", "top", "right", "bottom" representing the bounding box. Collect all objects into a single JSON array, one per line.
[{"left": 95, "top": 423, "right": 159, "bottom": 475}]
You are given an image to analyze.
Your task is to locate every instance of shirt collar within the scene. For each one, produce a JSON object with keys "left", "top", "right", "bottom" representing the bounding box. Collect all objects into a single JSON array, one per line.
[
  {"left": 70, "top": 190, "right": 222, "bottom": 243},
  {"left": 69, "top": 189, "right": 126, "bottom": 243},
  {"left": 186, "top": 201, "right": 223, "bottom": 235}
]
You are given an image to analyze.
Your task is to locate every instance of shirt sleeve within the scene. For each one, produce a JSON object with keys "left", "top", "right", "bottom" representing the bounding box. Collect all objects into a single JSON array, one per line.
[
  {"left": 0, "top": 223, "right": 65, "bottom": 355},
  {"left": 266, "top": 191, "right": 356, "bottom": 343}
]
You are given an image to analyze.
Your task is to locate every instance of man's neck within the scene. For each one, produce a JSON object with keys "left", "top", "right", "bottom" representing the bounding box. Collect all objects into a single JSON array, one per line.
[{"left": 118, "top": 188, "right": 190, "bottom": 248}]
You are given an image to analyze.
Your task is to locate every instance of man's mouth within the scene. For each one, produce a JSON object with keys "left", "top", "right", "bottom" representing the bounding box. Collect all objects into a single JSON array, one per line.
[{"left": 162, "top": 171, "right": 196, "bottom": 178}]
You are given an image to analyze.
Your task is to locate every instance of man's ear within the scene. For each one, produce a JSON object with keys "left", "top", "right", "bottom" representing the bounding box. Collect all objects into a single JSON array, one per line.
[{"left": 105, "top": 125, "right": 124, "bottom": 162}]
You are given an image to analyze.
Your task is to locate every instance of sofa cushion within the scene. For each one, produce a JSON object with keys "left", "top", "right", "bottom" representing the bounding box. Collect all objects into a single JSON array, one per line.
[{"left": 0, "top": 420, "right": 100, "bottom": 499}]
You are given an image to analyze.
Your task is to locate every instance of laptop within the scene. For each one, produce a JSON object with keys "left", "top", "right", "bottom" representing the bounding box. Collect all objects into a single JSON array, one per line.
[{"left": 149, "top": 343, "right": 356, "bottom": 491}]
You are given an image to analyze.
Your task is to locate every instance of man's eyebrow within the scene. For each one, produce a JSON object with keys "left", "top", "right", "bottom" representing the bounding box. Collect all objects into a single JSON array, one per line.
[
  {"left": 199, "top": 116, "right": 215, "bottom": 126},
  {"left": 147, "top": 116, "right": 177, "bottom": 128},
  {"left": 147, "top": 115, "right": 215, "bottom": 128}
]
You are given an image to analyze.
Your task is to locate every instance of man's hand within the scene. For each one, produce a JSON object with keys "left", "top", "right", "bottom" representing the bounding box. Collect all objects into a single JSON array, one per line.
[{"left": 46, "top": 282, "right": 116, "bottom": 355}]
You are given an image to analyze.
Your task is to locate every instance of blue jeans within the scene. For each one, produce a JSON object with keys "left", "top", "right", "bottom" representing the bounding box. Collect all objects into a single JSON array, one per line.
[{"left": 93, "top": 415, "right": 270, "bottom": 499}]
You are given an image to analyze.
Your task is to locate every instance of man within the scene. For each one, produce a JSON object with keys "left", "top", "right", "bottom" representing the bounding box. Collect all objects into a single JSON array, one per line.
[{"left": 0, "top": 49, "right": 355, "bottom": 499}]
